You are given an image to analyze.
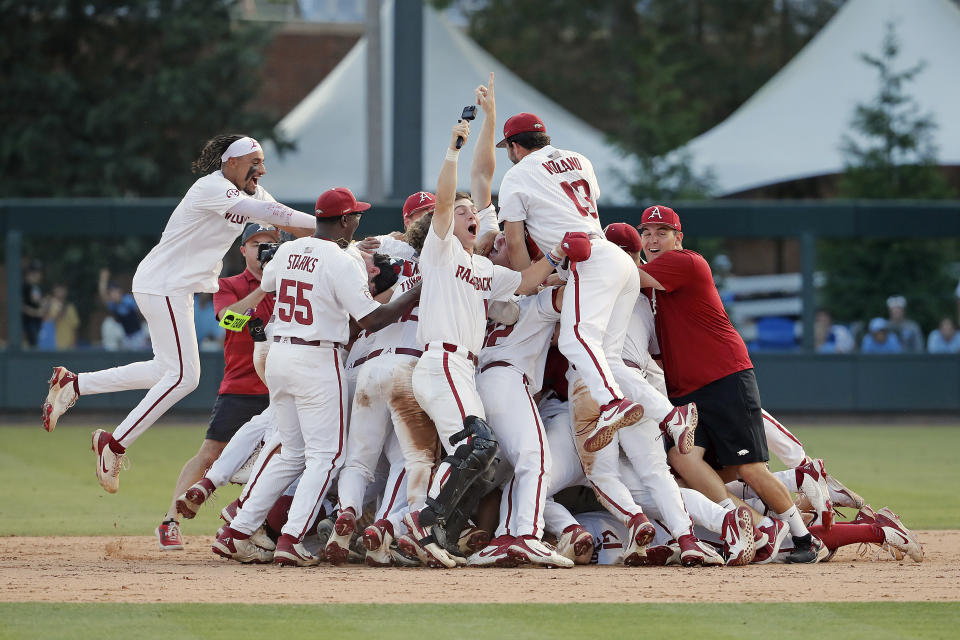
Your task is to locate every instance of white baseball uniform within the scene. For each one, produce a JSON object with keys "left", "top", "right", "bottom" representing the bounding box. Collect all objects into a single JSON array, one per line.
[
  {"left": 374, "top": 235, "right": 417, "bottom": 261},
  {"left": 75, "top": 170, "right": 315, "bottom": 447},
  {"left": 476, "top": 287, "right": 561, "bottom": 538},
  {"left": 411, "top": 220, "right": 521, "bottom": 455},
  {"left": 338, "top": 265, "right": 436, "bottom": 521},
  {"left": 229, "top": 235, "right": 379, "bottom": 542},
  {"left": 498, "top": 144, "right": 640, "bottom": 409}
]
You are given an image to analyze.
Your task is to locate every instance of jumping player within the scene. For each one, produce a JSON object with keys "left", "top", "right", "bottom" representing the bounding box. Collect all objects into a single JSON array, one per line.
[
  {"left": 496, "top": 111, "right": 695, "bottom": 454},
  {"left": 42, "top": 135, "right": 317, "bottom": 494}
]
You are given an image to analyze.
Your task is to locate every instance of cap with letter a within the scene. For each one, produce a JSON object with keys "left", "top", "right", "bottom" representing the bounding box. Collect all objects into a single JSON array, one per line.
[
  {"left": 315, "top": 187, "right": 372, "bottom": 218},
  {"left": 639, "top": 205, "right": 681, "bottom": 232},
  {"left": 402, "top": 191, "right": 436, "bottom": 220},
  {"left": 496, "top": 113, "right": 546, "bottom": 147}
]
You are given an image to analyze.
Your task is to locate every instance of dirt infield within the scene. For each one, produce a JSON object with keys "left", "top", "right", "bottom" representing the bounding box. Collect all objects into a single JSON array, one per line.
[{"left": 1, "top": 532, "right": 958, "bottom": 604}]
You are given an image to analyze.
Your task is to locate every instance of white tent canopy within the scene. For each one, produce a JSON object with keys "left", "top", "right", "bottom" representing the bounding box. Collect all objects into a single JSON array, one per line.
[
  {"left": 262, "top": 2, "right": 634, "bottom": 204},
  {"left": 683, "top": 0, "right": 960, "bottom": 196}
]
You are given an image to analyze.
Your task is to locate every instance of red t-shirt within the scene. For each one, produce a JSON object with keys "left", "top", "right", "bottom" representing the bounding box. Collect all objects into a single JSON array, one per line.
[
  {"left": 639, "top": 249, "right": 752, "bottom": 398},
  {"left": 213, "top": 269, "right": 275, "bottom": 395}
]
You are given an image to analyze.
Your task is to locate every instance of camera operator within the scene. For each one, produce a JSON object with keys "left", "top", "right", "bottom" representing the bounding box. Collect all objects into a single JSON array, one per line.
[{"left": 155, "top": 222, "right": 281, "bottom": 550}]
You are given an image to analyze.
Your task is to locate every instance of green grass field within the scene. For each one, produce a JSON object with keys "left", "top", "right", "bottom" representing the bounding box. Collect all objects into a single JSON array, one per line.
[
  {"left": 2, "top": 422, "right": 958, "bottom": 639},
  {"left": 0, "top": 602, "right": 958, "bottom": 640},
  {"left": 2, "top": 422, "right": 957, "bottom": 536}
]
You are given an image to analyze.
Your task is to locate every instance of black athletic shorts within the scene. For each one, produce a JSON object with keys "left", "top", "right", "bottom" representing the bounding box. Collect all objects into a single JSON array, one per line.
[
  {"left": 669, "top": 368, "right": 768, "bottom": 467},
  {"left": 205, "top": 393, "right": 270, "bottom": 442}
]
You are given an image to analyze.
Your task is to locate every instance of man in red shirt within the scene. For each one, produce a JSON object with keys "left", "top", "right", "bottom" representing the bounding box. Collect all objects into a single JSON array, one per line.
[
  {"left": 155, "top": 222, "right": 279, "bottom": 550},
  {"left": 635, "top": 205, "right": 822, "bottom": 564}
]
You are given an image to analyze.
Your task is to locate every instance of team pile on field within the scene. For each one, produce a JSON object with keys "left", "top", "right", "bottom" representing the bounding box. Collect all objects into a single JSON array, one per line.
[{"left": 40, "top": 73, "right": 924, "bottom": 570}]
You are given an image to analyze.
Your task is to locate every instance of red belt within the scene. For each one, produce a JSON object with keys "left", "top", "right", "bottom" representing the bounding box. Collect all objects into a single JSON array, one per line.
[
  {"left": 479, "top": 360, "right": 529, "bottom": 385},
  {"left": 273, "top": 336, "right": 343, "bottom": 349},
  {"left": 624, "top": 359, "right": 642, "bottom": 370},
  {"left": 351, "top": 347, "right": 423, "bottom": 368},
  {"left": 425, "top": 342, "right": 478, "bottom": 366}
]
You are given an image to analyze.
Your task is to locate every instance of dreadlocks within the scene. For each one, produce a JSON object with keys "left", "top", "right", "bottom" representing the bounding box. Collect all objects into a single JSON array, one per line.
[{"left": 191, "top": 134, "right": 249, "bottom": 175}]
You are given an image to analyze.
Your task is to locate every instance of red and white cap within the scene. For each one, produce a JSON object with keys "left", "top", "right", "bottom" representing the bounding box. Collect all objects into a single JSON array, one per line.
[
  {"left": 496, "top": 113, "right": 546, "bottom": 147},
  {"left": 604, "top": 223, "right": 642, "bottom": 253},
  {"left": 639, "top": 205, "right": 681, "bottom": 232},
  {"left": 402, "top": 191, "right": 436, "bottom": 220},
  {"left": 315, "top": 187, "right": 371, "bottom": 218}
]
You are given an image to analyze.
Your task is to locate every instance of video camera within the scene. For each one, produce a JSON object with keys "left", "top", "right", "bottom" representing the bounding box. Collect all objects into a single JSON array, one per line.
[
  {"left": 257, "top": 242, "right": 281, "bottom": 267},
  {"left": 456, "top": 105, "right": 477, "bottom": 149}
]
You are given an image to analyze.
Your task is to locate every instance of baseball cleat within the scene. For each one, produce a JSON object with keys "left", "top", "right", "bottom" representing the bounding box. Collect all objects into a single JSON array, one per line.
[
  {"left": 155, "top": 520, "right": 184, "bottom": 551},
  {"left": 507, "top": 535, "right": 574, "bottom": 568},
  {"left": 825, "top": 470, "right": 866, "bottom": 510},
  {"left": 212, "top": 526, "right": 273, "bottom": 564},
  {"left": 42, "top": 366, "right": 78, "bottom": 432},
  {"left": 176, "top": 477, "right": 216, "bottom": 519},
  {"left": 678, "top": 533, "right": 724, "bottom": 566},
  {"left": 622, "top": 513, "right": 657, "bottom": 566},
  {"left": 401, "top": 511, "right": 457, "bottom": 569},
  {"left": 274, "top": 534, "right": 321, "bottom": 567},
  {"left": 642, "top": 542, "right": 682, "bottom": 566},
  {"left": 92, "top": 429, "right": 127, "bottom": 494},
  {"left": 220, "top": 499, "right": 239, "bottom": 524},
  {"left": 249, "top": 525, "right": 276, "bottom": 552},
  {"left": 784, "top": 534, "right": 824, "bottom": 564},
  {"left": 229, "top": 442, "right": 263, "bottom": 485},
  {"left": 796, "top": 458, "right": 833, "bottom": 529},
  {"left": 875, "top": 507, "right": 924, "bottom": 562},
  {"left": 584, "top": 399, "right": 645, "bottom": 452},
  {"left": 556, "top": 524, "right": 594, "bottom": 564},
  {"left": 659, "top": 402, "right": 698, "bottom": 454},
  {"left": 457, "top": 525, "right": 491, "bottom": 555},
  {"left": 753, "top": 518, "right": 790, "bottom": 564},
  {"left": 325, "top": 508, "right": 357, "bottom": 565},
  {"left": 466, "top": 535, "right": 520, "bottom": 568},
  {"left": 389, "top": 544, "right": 422, "bottom": 567},
  {"left": 721, "top": 506, "right": 756, "bottom": 566},
  {"left": 363, "top": 519, "right": 394, "bottom": 553}
]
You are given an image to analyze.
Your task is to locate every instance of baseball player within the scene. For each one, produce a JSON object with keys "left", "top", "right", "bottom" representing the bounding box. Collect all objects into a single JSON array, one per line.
[
  {"left": 401, "top": 108, "right": 579, "bottom": 568},
  {"left": 356, "top": 191, "right": 436, "bottom": 259},
  {"left": 42, "top": 135, "right": 317, "bottom": 494},
  {"left": 496, "top": 111, "right": 695, "bottom": 454},
  {"left": 325, "top": 258, "right": 431, "bottom": 565},
  {"left": 636, "top": 204, "right": 822, "bottom": 563},
  {"left": 213, "top": 187, "right": 420, "bottom": 566},
  {"left": 155, "top": 222, "right": 279, "bottom": 550}
]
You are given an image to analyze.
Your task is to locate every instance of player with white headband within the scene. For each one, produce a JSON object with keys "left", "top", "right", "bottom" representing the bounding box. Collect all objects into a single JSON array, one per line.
[{"left": 41, "top": 133, "right": 318, "bottom": 495}]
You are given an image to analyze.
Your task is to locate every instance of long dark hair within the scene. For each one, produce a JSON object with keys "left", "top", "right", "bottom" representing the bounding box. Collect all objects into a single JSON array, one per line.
[{"left": 191, "top": 134, "right": 249, "bottom": 174}]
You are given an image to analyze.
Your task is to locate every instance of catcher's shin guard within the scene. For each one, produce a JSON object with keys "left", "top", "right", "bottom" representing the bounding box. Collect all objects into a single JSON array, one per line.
[{"left": 420, "top": 416, "right": 499, "bottom": 529}]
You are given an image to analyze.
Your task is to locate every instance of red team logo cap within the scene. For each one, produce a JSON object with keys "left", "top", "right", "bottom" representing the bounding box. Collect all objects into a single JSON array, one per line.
[
  {"left": 603, "top": 223, "right": 643, "bottom": 253},
  {"left": 315, "top": 187, "right": 372, "bottom": 218},
  {"left": 402, "top": 191, "right": 436, "bottom": 219},
  {"left": 639, "top": 205, "right": 681, "bottom": 232},
  {"left": 496, "top": 113, "right": 546, "bottom": 148}
]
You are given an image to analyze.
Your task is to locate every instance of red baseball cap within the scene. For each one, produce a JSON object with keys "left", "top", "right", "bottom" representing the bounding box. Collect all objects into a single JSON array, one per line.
[
  {"left": 604, "top": 223, "right": 642, "bottom": 253},
  {"left": 496, "top": 113, "right": 546, "bottom": 148},
  {"left": 639, "top": 205, "right": 681, "bottom": 232},
  {"left": 402, "top": 191, "right": 436, "bottom": 219},
  {"left": 315, "top": 187, "right": 371, "bottom": 218}
]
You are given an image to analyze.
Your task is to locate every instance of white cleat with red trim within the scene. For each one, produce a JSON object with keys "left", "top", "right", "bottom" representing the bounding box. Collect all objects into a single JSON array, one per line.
[
  {"left": 583, "top": 399, "right": 645, "bottom": 452},
  {"left": 507, "top": 535, "right": 574, "bottom": 568}
]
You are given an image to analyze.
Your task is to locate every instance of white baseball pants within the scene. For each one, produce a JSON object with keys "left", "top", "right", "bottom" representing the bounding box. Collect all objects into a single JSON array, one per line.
[
  {"left": 205, "top": 405, "right": 275, "bottom": 487},
  {"left": 558, "top": 241, "right": 640, "bottom": 408},
  {"left": 77, "top": 292, "right": 201, "bottom": 447},
  {"left": 762, "top": 410, "right": 807, "bottom": 468},
  {"left": 477, "top": 365, "right": 551, "bottom": 538},
  {"left": 230, "top": 343, "right": 346, "bottom": 541}
]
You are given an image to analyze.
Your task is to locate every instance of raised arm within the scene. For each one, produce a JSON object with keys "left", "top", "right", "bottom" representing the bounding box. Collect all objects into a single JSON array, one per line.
[
  {"left": 226, "top": 198, "right": 316, "bottom": 235},
  {"left": 470, "top": 72, "right": 496, "bottom": 209},
  {"left": 432, "top": 120, "right": 472, "bottom": 239}
]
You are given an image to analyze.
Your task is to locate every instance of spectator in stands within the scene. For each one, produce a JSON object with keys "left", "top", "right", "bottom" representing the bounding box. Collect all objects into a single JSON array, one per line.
[
  {"left": 927, "top": 318, "right": 960, "bottom": 354},
  {"left": 47, "top": 284, "right": 80, "bottom": 350},
  {"left": 885, "top": 295, "right": 922, "bottom": 352},
  {"left": 99, "top": 268, "right": 149, "bottom": 350},
  {"left": 861, "top": 317, "right": 902, "bottom": 354},
  {"left": 814, "top": 309, "right": 854, "bottom": 354},
  {"left": 21, "top": 261, "right": 45, "bottom": 348},
  {"left": 194, "top": 293, "right": 225, "bottom": 352}
]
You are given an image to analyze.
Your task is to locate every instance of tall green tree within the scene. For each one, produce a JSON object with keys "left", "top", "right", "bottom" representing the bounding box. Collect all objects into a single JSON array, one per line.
[
  {"left": 0, "top": 0, "right": 288, "bottom": 198},
  {"left": 820, "top": 23, "right": 956, "bottom": 333}
]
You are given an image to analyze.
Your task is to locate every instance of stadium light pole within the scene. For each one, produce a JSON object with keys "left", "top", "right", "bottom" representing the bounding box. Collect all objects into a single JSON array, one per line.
[{"left": 392, "top": 0, "right": 423, "bottom": 199}]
